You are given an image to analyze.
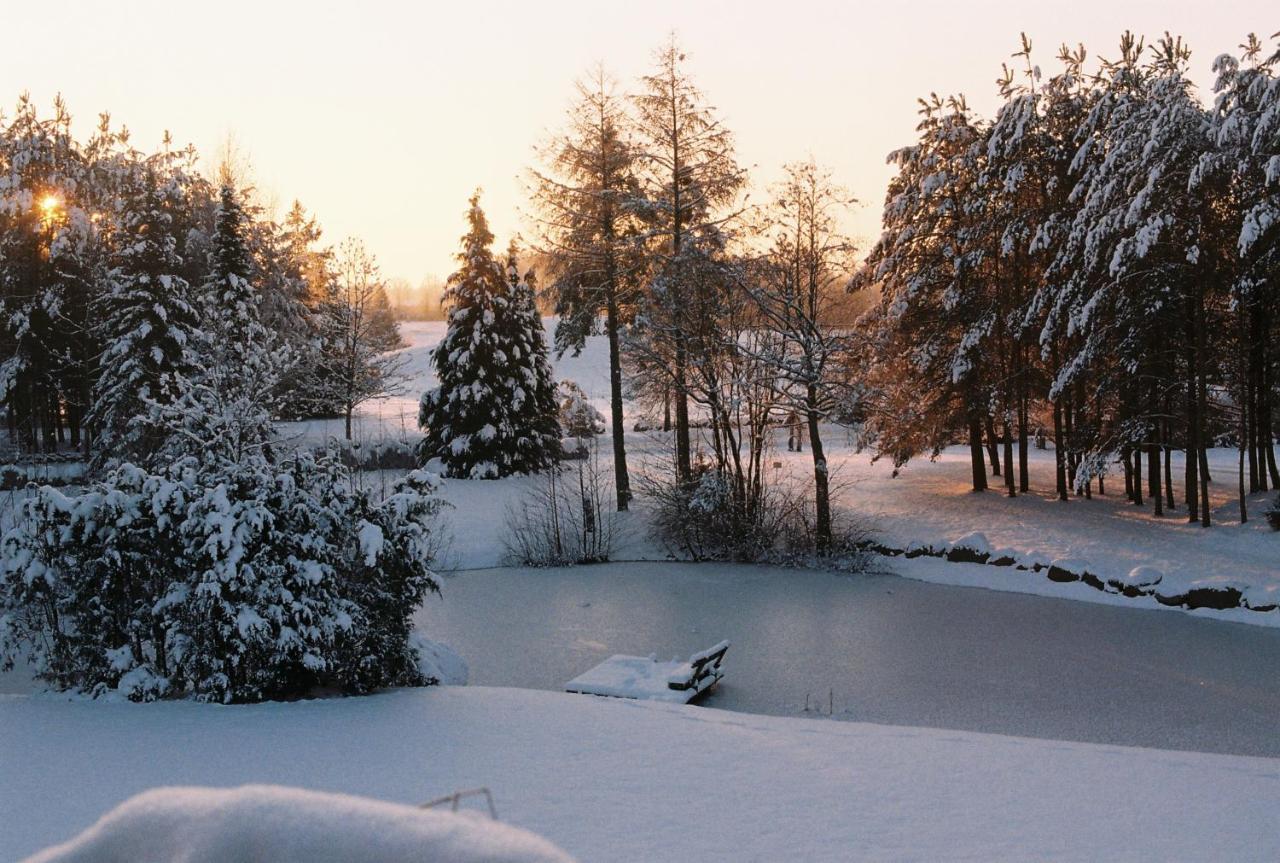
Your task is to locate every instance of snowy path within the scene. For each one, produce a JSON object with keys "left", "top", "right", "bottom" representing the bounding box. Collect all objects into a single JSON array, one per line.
[
  {"left": 3, "top": 686, "right": 1278, "bottom": 863},
  {"left": 416, "top": 562, "right": 1280, "bottom": 757}
]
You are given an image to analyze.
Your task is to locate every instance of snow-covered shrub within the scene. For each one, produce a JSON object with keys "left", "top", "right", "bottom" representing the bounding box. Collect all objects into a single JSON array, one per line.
[
  {"left": 1267, "top": 495, "right": 1280, "bottom": 532},
  {"left": 0, "top": 453, "right": 447, "bottom": 702},
  {"left": 503, "top": 450, "right": 622, "bottom": 566},
  {"left": 323, "top": 438, "right": 420, "bottom": 472},
  {"left": 557, "top": 380, "right": 605, "bottom": 439},
  {"left": 644, "top": 462, "right": 785, "bottom": 562},
  {"left": 644, "top": 460, "right": 872, "bottom": 568}
]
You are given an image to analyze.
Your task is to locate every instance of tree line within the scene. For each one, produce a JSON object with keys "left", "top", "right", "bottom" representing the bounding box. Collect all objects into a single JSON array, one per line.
[
  {"left": 0, "top": 99, "right": 442, "bottom": 703},
  {"left": 855, "top": 31, "right": 1280, "bottom": 526},
  {"left": 515, "top": 30, "right": 1280, "bottom": 556},
  {"left": 0, "top": 94, "right": 404, "bottom": 467}
]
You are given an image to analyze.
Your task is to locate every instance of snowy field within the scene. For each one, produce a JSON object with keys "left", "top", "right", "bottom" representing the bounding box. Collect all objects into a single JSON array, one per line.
[{"left": 4, "top": 686, "right": 1279, "bottom": 862}]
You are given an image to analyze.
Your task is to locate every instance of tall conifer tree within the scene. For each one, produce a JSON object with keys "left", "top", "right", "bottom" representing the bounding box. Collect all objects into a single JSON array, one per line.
[{"left": 419, "top": 195, "right": 560, "bottom": 478}]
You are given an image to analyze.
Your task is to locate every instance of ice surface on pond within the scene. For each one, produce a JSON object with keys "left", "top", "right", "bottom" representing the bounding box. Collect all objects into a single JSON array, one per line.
[{"left": 416, "top": 561, "right": 1280, "bottom": 757}]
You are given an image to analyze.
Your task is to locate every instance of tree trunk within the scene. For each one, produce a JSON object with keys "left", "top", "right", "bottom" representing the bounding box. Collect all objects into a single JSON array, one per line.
[
  {"left": 985, "top": 415, "right": 1001, "bottom": 477},
  {"left": 968, "top": 409, "right": 987, "bottom": 493},
  {"left": 605, "top": 295, "right": 631, "bottom": 511},
  {"left": 1198, "top": 444, "right": 1211, "bottom": 527},
  {"left": 1239, "top": 392, "right": 1248, "bottom": 524},
  {"left": 806, "top": 391, "right": 831, "bottom": 553},
  {"left": 1132, "top": 442, "right": 1143, "bottom": 507},
  {"left": 1196, "top": 289, "right": 1211, "bottom": 527},
  {"left": 1185, "top": 297, "right": 1200, "bottom": 524},
  {"left": 1053, "top": 397, "right": 1068, "bottom": 501},
  {"left": 1018, "top": 393, "right": 1029, "bottom": 493},
  {"left": 674, "top": 344, "right": 691, "bottom": 483},
  {"left": 1264, "top": 352, "right": 1280, "bottom": 487},
  {"left": 1003, "top": 416, "right": 1015, "bottom": 498},
  {"left": 1064, "top": 394, "right": 1077, "bottom": 494},
  {"left": 1149, "top": 440, "right": 1162, "bottom": 517},
  {"left": 1248, "top": 332, "right": 1260, "bottom": 491}
]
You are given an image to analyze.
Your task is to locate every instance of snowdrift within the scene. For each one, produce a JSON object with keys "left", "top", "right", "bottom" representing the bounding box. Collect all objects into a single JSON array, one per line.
[{"left": 22, "top": 784, "right": 574, "bottom": 863}]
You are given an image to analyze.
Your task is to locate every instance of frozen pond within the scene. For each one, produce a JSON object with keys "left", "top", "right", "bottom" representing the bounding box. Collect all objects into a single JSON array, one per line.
[{"left": 416, "top": 562, "right": 1280, "bottom": 757}]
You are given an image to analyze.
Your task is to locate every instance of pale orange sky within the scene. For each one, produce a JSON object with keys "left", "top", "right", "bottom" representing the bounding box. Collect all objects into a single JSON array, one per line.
[{"left": 6, "top": 0, "right": 1272, "bottom": 283}]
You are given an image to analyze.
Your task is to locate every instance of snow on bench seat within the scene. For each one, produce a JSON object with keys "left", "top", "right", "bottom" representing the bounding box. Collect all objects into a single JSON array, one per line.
[{"left": 565, "top": 642, "right": 728, "bottom": 704}]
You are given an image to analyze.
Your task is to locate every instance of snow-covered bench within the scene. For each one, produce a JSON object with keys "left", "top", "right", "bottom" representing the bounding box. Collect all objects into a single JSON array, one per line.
[{"left": 564, "top": 640, "right": 729, "bottom": 704}]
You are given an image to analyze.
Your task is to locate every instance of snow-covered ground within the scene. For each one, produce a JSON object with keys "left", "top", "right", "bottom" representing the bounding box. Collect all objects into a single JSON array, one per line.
[
  {"left": 4, "top": 686, "right": 1278, "bottom": 863},
  {"left": 292, "top": 319, "right": 1280, "bottom": 622}
]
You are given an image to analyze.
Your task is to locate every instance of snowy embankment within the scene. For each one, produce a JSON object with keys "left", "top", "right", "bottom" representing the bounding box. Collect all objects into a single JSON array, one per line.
[{"left": 4, "top": 686, "right": 1278, "bottom": 863}]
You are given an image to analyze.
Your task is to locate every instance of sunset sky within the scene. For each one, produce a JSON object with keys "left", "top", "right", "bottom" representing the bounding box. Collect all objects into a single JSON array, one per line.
[{"left": 7, "top": 0, "right": 1272, "bottom": 285}]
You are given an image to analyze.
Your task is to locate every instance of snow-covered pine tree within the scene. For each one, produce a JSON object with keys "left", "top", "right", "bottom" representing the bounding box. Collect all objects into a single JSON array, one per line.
[
  {"left": 418, "top": 195, "right": 512, "bottom": 478},
  {"left": 156, "top": 181, "right": 282, "bottom": 468},
  {"left": 1199, "top": 34, "right": 1280, "bottom": 501},
  {"left": 854, "top": 93, "right": 994, "bottom": 492},
  {"left": 980, "top": 34, "right": 1050, "bottom": 497},
  {"left": 1052, "top": 35, "right": 1213, "bottom": 521},
  {"left": 1022, "top": 44, "right": 1100, "bottom": 502},
  {"left": 88, "top": 162, "right": 201, "bottom": 468},
  {"left": 503, "top": 243, "right": 562, "bottom": 473},
  {"left": 0, "top": 95, "right": 96, "bottom": 454}
]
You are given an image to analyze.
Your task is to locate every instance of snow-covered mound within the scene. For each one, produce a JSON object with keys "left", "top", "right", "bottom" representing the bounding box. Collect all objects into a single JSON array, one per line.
[
  {"left": 411, "top": 635, "right": 469, "bottom": 685},
  {"left": 23, "top": 785, "right": 573, "bottom": 863}
]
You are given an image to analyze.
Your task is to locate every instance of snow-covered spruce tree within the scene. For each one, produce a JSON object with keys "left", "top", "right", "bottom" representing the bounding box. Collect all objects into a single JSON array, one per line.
[
  {"left": 503, "top": 243, "right": 562, "bottom": 472},
  {"left": 154, "top": 181, "right": 284, "bottom": 469},
  {"left": 87, "top": 162, "right": 200, "bottom": 468},
  {"left": 557, "top": 379, "right": 605, "bottom": 440},
  {"left": 264, "top": 200, "right": 341, "bottom": 420},
  {"left": 418, "top": 195, "right": 559, "bottom": 478}
]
